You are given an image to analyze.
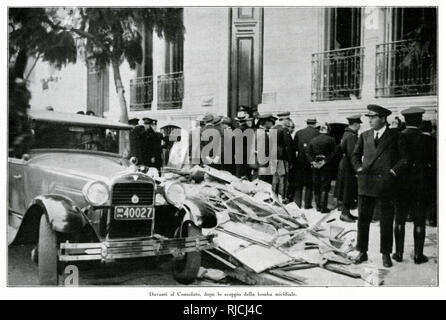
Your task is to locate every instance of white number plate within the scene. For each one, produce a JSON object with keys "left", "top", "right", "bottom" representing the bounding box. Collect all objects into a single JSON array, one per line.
[{"left": 114, "top": 206, "right": 154, "bottom": 220}]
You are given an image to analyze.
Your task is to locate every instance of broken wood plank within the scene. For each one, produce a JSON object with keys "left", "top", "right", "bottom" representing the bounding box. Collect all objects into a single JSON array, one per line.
[{"left": 268, "top": 269, "right": 306, "bottom": 285}]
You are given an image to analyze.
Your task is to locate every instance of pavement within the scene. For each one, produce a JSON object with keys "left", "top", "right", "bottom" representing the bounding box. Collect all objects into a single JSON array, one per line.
[{"left": 8, "top": 208, "right": 437, "bottom": 287}]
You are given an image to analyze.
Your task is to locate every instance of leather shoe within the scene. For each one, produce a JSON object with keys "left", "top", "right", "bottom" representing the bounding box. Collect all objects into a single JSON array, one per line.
[
  {"left": 414, "top": 254, "right": 428, "bottom": 264},
  {"left": 392, "top": 252, "right": 403, "bottom": 262},
  {"left": 382, "top": 254, "right": 392, "bottom": 268},
  {"left": 340, "top": 212, "right": 356, "bottom": 223},
  {"left": 353, "top": 252, "right": 368, "bottom": 264}
]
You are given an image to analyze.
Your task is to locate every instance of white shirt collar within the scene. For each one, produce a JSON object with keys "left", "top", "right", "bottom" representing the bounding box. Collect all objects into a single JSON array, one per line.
[{"left": 374, "top": 125, "right": 387, "bottom": 139}]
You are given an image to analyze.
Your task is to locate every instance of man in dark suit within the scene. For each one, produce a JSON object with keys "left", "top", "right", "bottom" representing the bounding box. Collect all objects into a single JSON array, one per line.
[
  {"left": 293, "top": 118, "right": 319, "bottom": 208},
  {"left": 352, "top": 104, "right": 408, "bottom": 268},
  {"left": 149, "top": 119, "right": 165, "bottom": 172},
  {"left": 128, "top": 118, "right": 144, "bottom": 163},
  {"left": 306, "top": 123, "right": 337, "bottom": 213},
  {"left": 272, "top": 112, "right": 295, "bottom": 200},
  {"left": 393, "top": 107, "right": 432, "bottom": 264},
  {"left": 335, "top": 114, "right": 362, "bottom": 222}
]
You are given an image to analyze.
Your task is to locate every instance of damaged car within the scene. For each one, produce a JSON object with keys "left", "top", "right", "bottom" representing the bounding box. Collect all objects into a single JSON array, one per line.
[{"left": 8, "top": 109, "right": 217, "bottom": 285}]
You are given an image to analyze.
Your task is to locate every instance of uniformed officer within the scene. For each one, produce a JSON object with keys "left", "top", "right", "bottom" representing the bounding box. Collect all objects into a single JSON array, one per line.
[
  {"left": 335, "top": 114, "right": 362, "bottom": 222},
  {"left": 149, "top": 119, "right": 165, "bottom": 172},
  {"left": 128, "top": 118, "right": 144, "bottom": 163},
  {"left": 140, "top": 117, "right": 153, "bottom": 166},
  {"left": 272, "top": 112, "right": 295, "bottom": 199},
  {"left": 293, "top": 118, "right": 319, "bottom": 208},
  {"left": 393, "top": 107, "right": 431, "bottom": 264},
  {"left": 352, "top": 104, "right": 408, "bottom": 268},
  {"left": 306, "top": 123, "right": 337, "bottom": 213}
]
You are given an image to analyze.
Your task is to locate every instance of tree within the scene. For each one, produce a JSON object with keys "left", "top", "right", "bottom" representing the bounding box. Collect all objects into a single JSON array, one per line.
[
  {"left": 9, "top": 8, "right": 78, "bottom": 157},
  {"left": 49, "top": 8, "right": 185, "bottom": 123}
]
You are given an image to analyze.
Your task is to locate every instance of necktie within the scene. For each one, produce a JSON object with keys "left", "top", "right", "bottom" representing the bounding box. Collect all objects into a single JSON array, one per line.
[{"left": 374, "top": 132, "right": 379, "bottom": 146}]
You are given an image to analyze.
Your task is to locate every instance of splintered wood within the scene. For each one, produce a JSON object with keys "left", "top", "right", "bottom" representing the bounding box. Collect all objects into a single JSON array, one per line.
[{"left": 169, "top": 165, "right": 386, "bottom": 286}]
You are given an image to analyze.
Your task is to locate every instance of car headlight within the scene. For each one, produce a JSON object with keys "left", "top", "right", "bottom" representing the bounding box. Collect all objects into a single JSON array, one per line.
[
  {"left": 164, "top": 182, "right": 186, "bottom": 207},
  {"left": 82, "top": 181, "right": 109, "bottom": 206}
]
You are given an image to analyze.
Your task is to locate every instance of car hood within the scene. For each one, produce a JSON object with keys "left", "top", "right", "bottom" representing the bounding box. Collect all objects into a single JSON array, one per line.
[{"left": 28, "top": 151, "right": 130, "bottom": 183}]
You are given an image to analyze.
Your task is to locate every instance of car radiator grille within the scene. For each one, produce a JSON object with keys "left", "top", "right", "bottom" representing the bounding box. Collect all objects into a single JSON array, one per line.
[
  {"left": 107, "top": 182, "right": 155, "bottom": 239},
  {"left": 111, "top": 183, "right": 154, "bottom": 205}
]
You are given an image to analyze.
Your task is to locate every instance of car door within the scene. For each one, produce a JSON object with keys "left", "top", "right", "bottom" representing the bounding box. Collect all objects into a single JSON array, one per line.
[{"left": 8, "top": 156, "right": 28, "bottom": 230}]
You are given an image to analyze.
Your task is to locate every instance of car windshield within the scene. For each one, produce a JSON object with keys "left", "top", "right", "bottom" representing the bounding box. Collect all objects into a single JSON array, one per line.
[{"left": 31, "top": 121, "right": 128, "bottom": 154}]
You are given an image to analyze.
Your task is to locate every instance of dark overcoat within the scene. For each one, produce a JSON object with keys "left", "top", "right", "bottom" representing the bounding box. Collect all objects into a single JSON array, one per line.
[
  {"left": 351, "top": 127, "right": 408, "bottom": 198},
  {"left": 334, "top": 128, "right": 358, "bottom": 203}
]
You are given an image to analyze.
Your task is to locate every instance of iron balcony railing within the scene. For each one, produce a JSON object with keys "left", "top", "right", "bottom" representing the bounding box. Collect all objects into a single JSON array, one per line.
[
  {"left": 375, "top": 39, "right": 437, "bottom": 98},
  {"left": 311, "top": 46, "right": 364, "bottom": 101},
  {"left": 157, "top": 72, "right": 184, "bottom": 110},
  {"left": 129, "top": 76, "right": 153, "bottom": 111}
]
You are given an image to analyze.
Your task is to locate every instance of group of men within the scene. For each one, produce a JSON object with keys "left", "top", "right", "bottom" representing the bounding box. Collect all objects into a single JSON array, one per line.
[{"left": 127, "top": 103, "right": 436, "bottom": 269}]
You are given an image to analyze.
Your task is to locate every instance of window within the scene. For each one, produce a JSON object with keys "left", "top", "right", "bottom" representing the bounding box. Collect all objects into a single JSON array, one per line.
[
  {"left": 130, "top": 25, "right": 154, "bottom": 111},
  {"left": 312, "top": 8, "right": 364, "bottom": 101},
  {"left": 376, "top": 8, "right": 437, "bottom": 97},
  {"left": 158, "top": 10, "right": 184, "bottom": 110}
]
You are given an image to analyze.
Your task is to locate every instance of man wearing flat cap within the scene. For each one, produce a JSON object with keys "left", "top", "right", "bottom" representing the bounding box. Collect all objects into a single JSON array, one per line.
[
  {"left": 293, "top": 118, "right": 320, "bottom": 209},
  {"left": 352, "top": 104, "right": 408, "bottom": 268},
  {"left": 393, "top": 107, "right": 432, "bottom": 264},
  {"left": 334, "top": 114, "right": 362, "bottom": 223}
]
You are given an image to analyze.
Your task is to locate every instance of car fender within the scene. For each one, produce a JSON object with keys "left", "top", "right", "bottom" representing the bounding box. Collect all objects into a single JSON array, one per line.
[
  {"left": 11, "top": 195, "right": 87, "bottom": 245},
  {"left": 32, "top": 195, "right": 87, "bottom": 233},
  {"left": 181, "top": 197, "right": 217, "bottom": 230}
]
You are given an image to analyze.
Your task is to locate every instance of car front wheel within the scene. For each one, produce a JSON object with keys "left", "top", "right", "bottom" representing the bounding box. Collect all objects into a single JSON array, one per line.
[
  {"left": 172, "top": 222, "right": 202, "bottom": 284},
  {"left": 38, "top": 214, "right": 59, "bottom": 285}
]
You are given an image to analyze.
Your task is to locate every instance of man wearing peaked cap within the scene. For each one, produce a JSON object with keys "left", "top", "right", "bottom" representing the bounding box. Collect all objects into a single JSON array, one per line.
[
  {"left": 272, "top": 111, "right": 295, "bottom": 200},
  {"left": 393, "top": 106, "right": 432, "bottom": 264},
  {"left": 293, "top": 117, "right": 320, "bottom": 208},
  {"left": 128, "top": 118, "right": 140, "bottom": 126},
  {"left": 365, "top": 104, "right": 392, "bottom": 117},
  {"left": 334, "top": 114, "right": 362, "bottom": 223},
  {"left": 352, "top": 104, "right": 408, "bottom": 268}
]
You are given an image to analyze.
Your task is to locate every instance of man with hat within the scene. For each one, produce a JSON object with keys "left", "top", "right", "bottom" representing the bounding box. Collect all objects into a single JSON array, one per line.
[
  {"left": 352, "top": 104, "right": 408, "bottom": 268},
  {"left": 306, "top": 123, "right": 337, "bottom": 213},
  {"left": 256, "top": 113, "right": 277, "bottom": 184},
  {"left": 293, "top": 118, "right": 320, "bottom": 208},
  {"left": 334, "top": 114, "right": 362, "bottom": 222},
  {"left": 235, "top": 112, "right": 255, "bottom": 179},
  {"left": 128, "top": 118, "right": 143, "bottom": 162},
  {"left": 149, "top": 118, "right": 165, "bottom": 172},
  {"left": 393, "top": 107, "right": 432, "bottom": 264},
  {"left": 138, "top": 117, "right": 153, "bottom": 166},
  {"left": 272, "top": 111, "right": 296, "bottom": 200}
]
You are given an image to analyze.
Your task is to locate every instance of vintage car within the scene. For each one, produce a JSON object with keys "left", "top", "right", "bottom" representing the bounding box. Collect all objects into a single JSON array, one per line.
[{"left": 8, "top": 109, "right": 217, "bottom": 285}]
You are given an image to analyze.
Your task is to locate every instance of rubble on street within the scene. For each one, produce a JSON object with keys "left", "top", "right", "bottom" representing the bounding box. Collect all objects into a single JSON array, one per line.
[{"left": 163, "top": 165, "right": 388, "bottom": 286}]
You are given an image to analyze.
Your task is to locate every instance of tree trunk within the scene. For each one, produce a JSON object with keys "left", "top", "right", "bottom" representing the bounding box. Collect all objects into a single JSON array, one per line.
[
  {"left": 111, "top": 58, "right": 130, "bottom": 156},
  {"left": 111, "top": 58, "right": 129, "bottom": 123}
]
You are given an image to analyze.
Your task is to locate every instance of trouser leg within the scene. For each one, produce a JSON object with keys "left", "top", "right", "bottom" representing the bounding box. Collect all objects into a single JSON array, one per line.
[
  {"left": 394, "top": 197, "right": 409, "bottom": 256},
  {"left": 356, "top": 196, "right": 375, "bottom": 253},
  {"left": 413, "top": 197, "right": 427, "bottom": 260},
  {"left": 379, "top": 198, "right": 395, "bottom": 254},
  {"left": 294, "top": 184, "right": 303, "bottom": 208},
  {"left": 304, "top": 170, "right": 313, "bottom": 209}
]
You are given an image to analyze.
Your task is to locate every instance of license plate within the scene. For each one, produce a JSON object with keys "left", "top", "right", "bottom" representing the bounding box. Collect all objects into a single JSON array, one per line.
[{"left": 114, "top": 206, "right": 154, "bottom": 220}]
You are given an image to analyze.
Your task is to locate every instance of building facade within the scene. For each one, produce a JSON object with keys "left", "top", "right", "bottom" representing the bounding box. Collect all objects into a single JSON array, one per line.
[{"left": 27, "top": 7, "right": 437, "bottom": 131}]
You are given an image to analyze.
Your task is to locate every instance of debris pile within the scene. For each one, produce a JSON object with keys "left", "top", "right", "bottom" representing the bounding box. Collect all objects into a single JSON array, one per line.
[{"left": 164, "top": 165, "right": 387, "bottom": 286}]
